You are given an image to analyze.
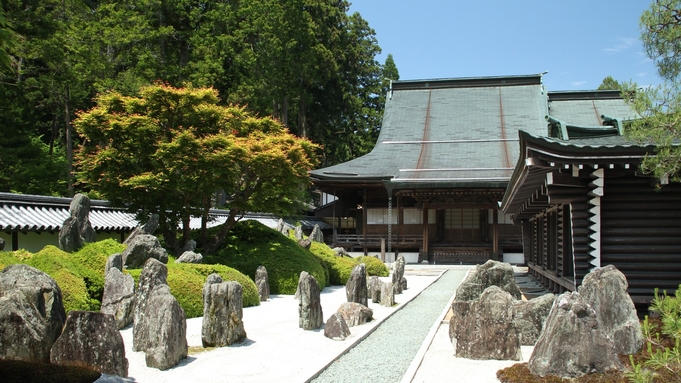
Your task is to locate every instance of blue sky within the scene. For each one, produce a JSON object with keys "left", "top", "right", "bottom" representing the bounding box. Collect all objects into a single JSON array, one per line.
[{"left": 349, "top": 1, "right": 661, "bottom": 91}]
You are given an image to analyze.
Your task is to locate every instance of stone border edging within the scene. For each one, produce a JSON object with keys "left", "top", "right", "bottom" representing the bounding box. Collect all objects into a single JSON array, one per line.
[
  {"left": 304, "top": 268, "right": 450, "bottom": 383},
  {"left": 399, "top": 268, "right": 474, "bottom": 383}
]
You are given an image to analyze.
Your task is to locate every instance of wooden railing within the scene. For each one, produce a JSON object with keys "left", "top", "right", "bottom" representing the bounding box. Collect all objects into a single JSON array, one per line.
[{"left": 333, "top": 234, "right": 422, "bottom": 248}]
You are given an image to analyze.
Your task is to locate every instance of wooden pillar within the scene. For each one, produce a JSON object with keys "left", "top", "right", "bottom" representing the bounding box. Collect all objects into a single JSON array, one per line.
[
  {"left": 363, "top": 189, "right": 368, "bottom": 255},
  {"left": 12, "top": 232, "right": 18, "bottom": 251},
  {"left": 422, "top": 207, "right": 429, "bottom": 263},
  {"left": 493, "top": 208, "right": 499, "bottom": 260}
]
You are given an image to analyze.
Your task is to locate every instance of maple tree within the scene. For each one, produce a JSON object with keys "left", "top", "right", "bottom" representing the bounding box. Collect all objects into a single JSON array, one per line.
[{"left": 74, "top": 84, "right": 317, "bottom": 253}]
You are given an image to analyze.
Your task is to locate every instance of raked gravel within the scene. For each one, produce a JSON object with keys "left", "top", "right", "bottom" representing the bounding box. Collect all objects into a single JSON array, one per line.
[{"left": 311, "top": 269, "right": 468, "bottom": 383}]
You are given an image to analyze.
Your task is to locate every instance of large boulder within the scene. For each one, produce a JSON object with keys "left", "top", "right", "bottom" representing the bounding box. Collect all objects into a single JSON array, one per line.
[
  {"left": 122, "top": 234, "right": 168, "bottom": 269},
  {"left": 297, "top": 238, "right": 312, "bottom": 250},
  {"left": 528, "top": 292, "right": 623, "bottom": 378},
  {"left": 276, "top": 218, "right": 291, "bottom": 236},
  {"left": 297, "top": 271, "right": 323, "bottom": 330},
  {"left": 324, "top": 313, "right": 351, "bottom": 341},
  {"left": 392, "top": 255, "right": 406, "bottom": 294},
  {"left": 100, "top": 267, "right": 136, "bottom": 329},
  {"left": 332, "top": 247, "right": 349, "bottom": 257},
  {"left": 255, "top": 266, "right": 270, "bottom": 302},
  {"left": 309, "top": 224, "right": 324, "bottom": 243},
  {"left": 58, "top": 193, "right": 96, "bottom": 252},
  {"left": 337, "top": 302, "right": 373, "bottom": 327},
  {"left": 513, "top": 293, "right": 556, "bottom": 346},
  {"left": 0, "top": 264, "right": 66, "bottom": 363},
  {"left": 455, "top": 260, "right": 522, "bottom": 301},
  {"left": 449, "top": 286, "right": 522, "bottom": 360},
  {"left": 123, "top": 214, "right": 159, "bottom": 245},
  {"left": 132, "top": 259, "right": 187, "bottom": 370},
  {"left": 50, "top": 311, "right": 128, "bottom": 377},
  {"left": 346, "top": 263, "right": 368, "bottom": 306},
  {"left": 201, "top": 274, "right": 247, "bottom": 347},
  {"left": 175, "top": 251, "right": 203, "bottom": 264},
  {"left": 579, "top": 265, "right": 643, "bottom": 355}
]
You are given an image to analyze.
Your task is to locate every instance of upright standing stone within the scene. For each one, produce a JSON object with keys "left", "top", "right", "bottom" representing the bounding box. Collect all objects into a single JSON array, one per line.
[
  {"left": 449, "top": 286, "right": 522, "bottom": 360},
  {"left": 133, "top": 259, "right": 187, "bottom": 370},
  {"left": 123, "top": 214, "right": 159, "bottom": 245},
  {"left": 101, "top": 267, "right": 136, "bottom": 329},
  {"left": 50, "top": 311, "right": 128, "bottom": 377},
  {"left": 294, "top": 225, "right": 304, "bottom": 241},
  {"left": 183, "top": 239, "right": 197, "bottom": 252},
  {"left": 346, "top": 264, "right": 368, "bottom": 306},
  {"left": 324, "top": 313, "right": 351, "bottom": 341},
  {"left": 201, "top": 274, "right": 247, "bottom": 347},
  {"left": 58, "top": 193, "right": 96, "bottom": 252},
  {"left": 309, "top": 224, "right": 324, "bottom": 243},
  {"left": 392, "top": 255, "right": 406, "bottom": 294},
  {"left": 0, "top": 264, "right": 66, "bottom": 363},
  {"left": 276, "top": 218, "right": 291, "bottom": 236},
  {"left": 297, "top": 271, "right": 323, "bottom": 330},
  {"left": 579, "top": 265, "right": 643, "bottom": 355},
  {"left": 255, "top": 266, "right": 270, "bottom": 302},
  {"left": 455, "top": 260, "right": 522, "bottom": 301},
  {"left": 297, "top": 238, "right": 312, "bottom": 250},
  {"left": 528, "top": 292, "right": 623, "bottom": 378},
  {"left": 122, "top": 234, "right": 168, "bottom": 269},
  {"left": 104, "top": 253, "right": 123, "bottom": 274},
  {"left": 380, "top": 281, "right": 395, "bottom": 307},
  {"left": 368, "top": 276, "right": 381, "bottom": 303}
]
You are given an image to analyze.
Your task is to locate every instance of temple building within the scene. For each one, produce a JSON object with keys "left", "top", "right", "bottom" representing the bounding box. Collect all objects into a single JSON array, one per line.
[{"left": 310, "top": 74, "right": 637, "bottom": 266}]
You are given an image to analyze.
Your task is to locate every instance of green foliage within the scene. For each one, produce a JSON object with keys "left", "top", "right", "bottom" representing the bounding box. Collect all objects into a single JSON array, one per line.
[
  {"left": 309, "top": 241, "right": 356, "bottom": 285},
  {"left": 204, "top": 220, "right": 328, "bottom": 294},
  {"left": 641, "top": 0, "right": 681, "bottom": 82},
  {"left": 598, "top": 76, "right": 623, "bottom": 91},
  {"left": 125, "top": 261, "right": 260, "bottom": 319},
  {"left": 20, "top": 246, "right": 97, "bottom": 312},
  {"left": 356, "top": 255, "right": 390, "bottom": 277},
  {"left": 74, "top": 84, "right": 318, "bottom": 252}
]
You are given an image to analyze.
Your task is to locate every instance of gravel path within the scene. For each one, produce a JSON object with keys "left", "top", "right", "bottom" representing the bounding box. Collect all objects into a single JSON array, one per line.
[{"left": 311, "top": 269, "right": 468, "bottom": 383}]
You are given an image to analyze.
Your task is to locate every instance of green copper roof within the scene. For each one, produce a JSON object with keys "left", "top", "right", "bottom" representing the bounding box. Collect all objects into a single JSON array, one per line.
[{"left": 310, "top": 74, "right": 549, "bottom": 189}]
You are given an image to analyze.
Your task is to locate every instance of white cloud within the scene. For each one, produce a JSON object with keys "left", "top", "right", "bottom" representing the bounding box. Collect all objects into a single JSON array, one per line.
[
  {"left": 571, "top": 80, "right": 587, "bottom": 86},
  {"left": 637, "top": 72, "right": 648, "bottom": 77},
  {"left": 604, "top": 38, "right": 638, "bottom": 53}
]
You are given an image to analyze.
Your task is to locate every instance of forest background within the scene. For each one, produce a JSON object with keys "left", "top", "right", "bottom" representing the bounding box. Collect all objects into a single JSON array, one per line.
[{"left": 0, "top": 0, "right": 399, "bottom": 197}]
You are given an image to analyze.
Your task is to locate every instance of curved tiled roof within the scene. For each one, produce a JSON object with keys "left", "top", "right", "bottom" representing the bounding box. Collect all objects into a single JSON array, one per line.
[{"left": 0, "top": 193, "right": 330, "bottom": 233}]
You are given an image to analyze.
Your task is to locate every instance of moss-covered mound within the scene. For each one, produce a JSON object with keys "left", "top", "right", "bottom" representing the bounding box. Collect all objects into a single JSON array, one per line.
[
  {"left": 356, "top": 255, "right": 390, "bottom": 277},
  {"left": 203, "top": 220, "right": 328, "bottom": 294},
  {"left": 126, "top": 261, "right": 260, "bottom": 319},
  {"left": 0, "top": 240, "right": 126, "bottom": 313},
  {"left": 309, "top": 242, "right": 357, "bottom": 285}
]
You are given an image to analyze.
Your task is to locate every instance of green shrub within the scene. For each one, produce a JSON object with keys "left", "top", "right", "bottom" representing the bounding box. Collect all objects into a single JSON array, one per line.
[
  {"left": 70, "top": 240, "right": 126, "bottom": 308},
  {"left": 356, "top": 255, "right": 390, "bottom": 277},
  {"left": 23, "top": 246, "right": 98, "bottom": 312},
  {"left": 203, "top": 220, "right": 328, "bottom": 294},
  {"left": 126, "top": 262, "right": 259, "bottom": 319},
  {"left": 309, "top": 242, "right": 357, "bottom": 285},
  {"left": 0, "top": 251, "right": 21, "bottom": 269}
]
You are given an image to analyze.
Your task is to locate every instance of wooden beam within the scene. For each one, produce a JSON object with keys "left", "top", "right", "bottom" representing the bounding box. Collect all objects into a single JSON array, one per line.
[{"left": 546, "top": 172, "right": 588, "bottom": 187}]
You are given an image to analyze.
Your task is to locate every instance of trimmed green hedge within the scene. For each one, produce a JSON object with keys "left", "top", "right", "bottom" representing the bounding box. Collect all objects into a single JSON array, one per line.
[
  {"left": 356, "top": 255, "right": 390, "bottom": 277},
  {"left": 126, "top": 261, "right": 260, "bottom": 319},
  {"left": 309, "top": 241, "right": 357, "bottom": 285},
  {"left": 203, "top": 220, "right": 328, "bottom": 294}
]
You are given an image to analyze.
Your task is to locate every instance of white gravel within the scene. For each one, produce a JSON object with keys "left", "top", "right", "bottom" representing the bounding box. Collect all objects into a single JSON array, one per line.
[{"left": 115, "top": 271, "right": 444, "bottom": 383}]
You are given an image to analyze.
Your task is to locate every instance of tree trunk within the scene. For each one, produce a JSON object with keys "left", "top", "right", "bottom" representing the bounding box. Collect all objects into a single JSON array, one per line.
[
  {"left": 282, "top": 97, "right": 288, "bottom": 127},
  {"left": 202, "top": 209, "right": 240, "bottom": 254},
  {"left": 162, "top": 227, "right": 183, "bottom": 256},
  {"left": 298, "top": 97, "right": 307, "bottom": 137},
  {"left": 64, "top": 85, "right": 73, "bottom": 197}
]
